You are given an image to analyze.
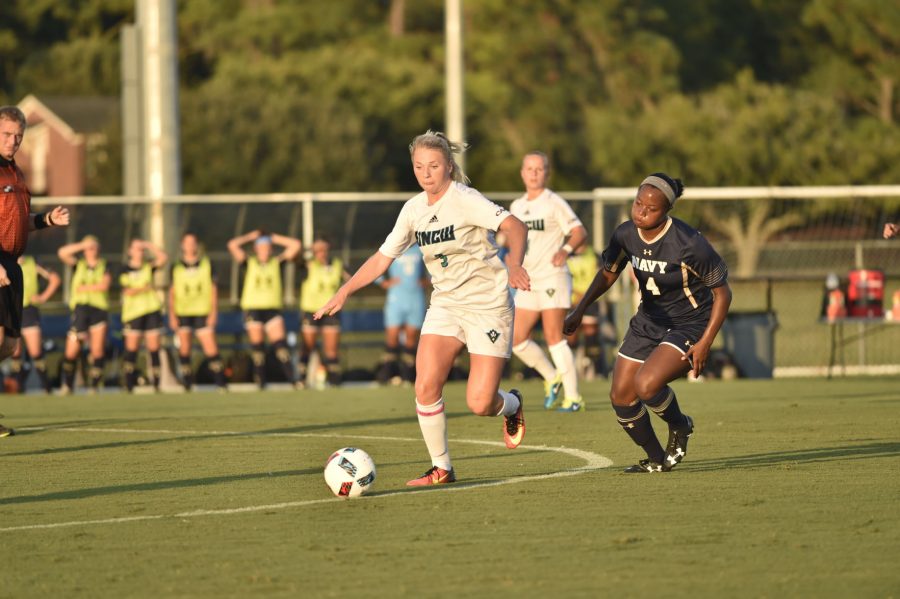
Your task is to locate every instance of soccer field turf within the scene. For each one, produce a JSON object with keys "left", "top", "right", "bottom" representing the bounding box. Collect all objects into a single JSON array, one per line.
[{"left": 1, "top": 378, "right": 898, "bottom": 598}]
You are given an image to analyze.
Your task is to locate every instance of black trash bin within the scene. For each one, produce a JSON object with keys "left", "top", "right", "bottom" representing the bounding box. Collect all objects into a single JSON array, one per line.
[{"left": 721, "top": 312, "right": 778, "bottom": 378}]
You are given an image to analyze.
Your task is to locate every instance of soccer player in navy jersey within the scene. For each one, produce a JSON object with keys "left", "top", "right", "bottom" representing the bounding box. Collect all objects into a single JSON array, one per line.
[{"left": 564, "top": 173, "right": 732, "bottom": 472}]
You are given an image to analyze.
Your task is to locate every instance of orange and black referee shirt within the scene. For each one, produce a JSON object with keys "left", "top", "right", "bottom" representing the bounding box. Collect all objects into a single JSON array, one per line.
[{"left": 0, "top": 158, "right": 31, "bottom": 258}]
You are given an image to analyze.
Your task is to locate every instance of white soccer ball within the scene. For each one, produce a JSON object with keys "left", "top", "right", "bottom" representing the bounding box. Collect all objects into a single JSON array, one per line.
[{"left": 324, "top": 447, "right": 376, "bottom": 498}]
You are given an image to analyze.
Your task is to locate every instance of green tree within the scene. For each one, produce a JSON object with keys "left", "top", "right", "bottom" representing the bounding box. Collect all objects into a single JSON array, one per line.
[
  {"left": 803, "top": 0, "right": 900, "bottom": 124},
  {"left": 462, "top": 0, "right": 678, "bottom": 190},
  {"left": 587, "top": 71, "right": 900, "bottom": 275},
  {"left": 8, "top": 0, "right": 131, "bottom": 97}
]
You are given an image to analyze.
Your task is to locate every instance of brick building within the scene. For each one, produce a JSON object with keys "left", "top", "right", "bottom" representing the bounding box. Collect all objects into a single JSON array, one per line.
[{"left": 15, "top": 94, "right": 118, "bottom": 197}]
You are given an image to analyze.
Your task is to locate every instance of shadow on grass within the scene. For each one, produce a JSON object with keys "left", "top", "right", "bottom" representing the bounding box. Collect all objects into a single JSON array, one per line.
[
  {"left": 0, "top": 468, "right": 319, "bottom": 506},
  {"left": 686, "top": 441, "right": 900, "bottom": 472},
  {"left": 9, "top": 418, "right": 167, "bottom": 436},
  {"left": 0, "top": 450, "right": 549, "bottom": 505},
  {"left": 757, "top": 392, "right": 900, "bottom": 403},
  {"left": 366, "top": 465, "right": 579, "bottom": 498},
  {"left": 1, "top": 413, "right": 470, "bottom": 458}
]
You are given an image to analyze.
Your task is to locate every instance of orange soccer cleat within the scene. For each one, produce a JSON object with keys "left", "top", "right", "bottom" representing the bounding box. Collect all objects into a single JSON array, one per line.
[
  {"left": 503, "top": 389, "right": 525, "bottom": 449},
  {"left": 406, "top": 466, "right": 456, "bottom": 487}
]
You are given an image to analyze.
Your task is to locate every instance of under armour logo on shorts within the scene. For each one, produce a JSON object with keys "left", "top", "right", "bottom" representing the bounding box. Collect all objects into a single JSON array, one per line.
[{"left": 486, "top": 329, "right": 500, "bottom": 343}]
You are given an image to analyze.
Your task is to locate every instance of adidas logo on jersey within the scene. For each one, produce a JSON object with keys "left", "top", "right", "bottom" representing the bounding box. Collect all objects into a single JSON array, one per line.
[{"left": 428, "top": 215, "right": 439, "bottom": 223}]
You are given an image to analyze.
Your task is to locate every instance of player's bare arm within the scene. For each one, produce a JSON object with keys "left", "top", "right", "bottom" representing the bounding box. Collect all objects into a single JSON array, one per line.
[
  {"left": 89, "top": 272, "right": 112, "bottom": 294},
  {"left": 28, "top": 206, "right": 70, "bottom": 231},
  {"left": 227, "top": 230, "right": 260, "bottom": 263},
  {"left": 683, "top": 282, "right": 733, "bottom": 377},
  {"left": 57, "top": 240, "right": 86, "bottom": 266},
  {"left": 123, "top": 286, "right": 152, "bottom": 296},
  {"left": 207, "top": 284, "right": 219, "bottom": 328},
  {"left": 34, "top": 264, "right": 61, "bottom": 303},
  {"left": 498, "top": 215, "right": 530, "bottom": 291},
  {"left": 315, "top": 251, "right": 394, "bottom": 319},
  {"left": 143, "top": 240, "right": 168, "bottom": 268},
  {"left": 270, "top": 233, "right": 302, "bottom": 261},
  {"left": 551, "top": 224, "right": 587, "bottom": 267},
  {"left": 563, "top": 268, "right": 619, "bottom": 336}
]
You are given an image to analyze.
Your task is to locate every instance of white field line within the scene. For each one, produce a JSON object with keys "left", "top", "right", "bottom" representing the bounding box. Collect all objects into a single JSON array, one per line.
[{"left": 1, "top": 427, "right": 613, "bottom": 533}]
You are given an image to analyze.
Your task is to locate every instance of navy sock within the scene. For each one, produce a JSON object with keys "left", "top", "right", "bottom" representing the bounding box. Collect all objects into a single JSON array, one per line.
[
  {"left": 376, "top": 345, "right": 399, "bottom": 383},
  {"left": 643, "top": 386, "right": 688, "bottom": 428},
  {"left": 585, "top": 333, "right": 604, "bottom": 373},
  {"left": 149, "top": 351, "right": 161, "bottom": 390},
  {"left": 89, "top": 356, "right": 105, "bottom": 389},
  {"left": 10, "top": 358, "right": 26, "bottom": 389},
  {"left": 33, "top": 351, "right": 51, "bottom": 393},
  {"left": 380, "top": 345, "right": 399, "bottom": 365},
  {"left": 273, "top": 340, "right": 295, "bottom": 384},
  {"left": 208, "top": 354, "right": 227, "bottom": 389},
  {"left": 324, "top": 357, "right": 342, "bottom": 386},
  {"left": 613, "top": 402, "right": 666, "bottom": 464},
  {"left": 179, "top": 354, "right": 193, "bottom": 390},
  {"left": 297, "top": 352, "right": 310, "bottom": 385},
  {"left": 123, "top": 351, "right": 138, "bottom": 392},
  {"left": 400, "top": 346, "right": 416, "bottom": 382},
  {"left": 251, "top": 343, "right": 266, "bottom": 388},
  {"left": 62, "top": 357, "right": 77, "bottom": 390}
]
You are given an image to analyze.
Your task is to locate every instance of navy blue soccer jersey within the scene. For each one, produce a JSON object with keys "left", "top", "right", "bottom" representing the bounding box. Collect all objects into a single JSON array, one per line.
[{"left": 601, "top": 217, "right": 728, "bottom": 326}]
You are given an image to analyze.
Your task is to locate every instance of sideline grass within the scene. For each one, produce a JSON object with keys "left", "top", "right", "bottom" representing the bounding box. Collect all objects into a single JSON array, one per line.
[{"left": 1, "top": 378, "right": 898, "bottom": 598}]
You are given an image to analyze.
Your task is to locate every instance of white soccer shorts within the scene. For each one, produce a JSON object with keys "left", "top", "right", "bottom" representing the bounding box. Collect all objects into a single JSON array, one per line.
[
  {"left": 514, "top": 274, "right": 573, "bottom": 312},
  {"left": 421, "top": 304, "right": 514, "bottom": 358}
]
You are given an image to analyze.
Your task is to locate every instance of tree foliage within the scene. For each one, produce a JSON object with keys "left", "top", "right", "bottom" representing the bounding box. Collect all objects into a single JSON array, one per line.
[
  {"left": 1, "top": 0, "right": 897, "bottom": 200},
  {"left": 803, "top": 0, "right": 900, "bottom": 124}
]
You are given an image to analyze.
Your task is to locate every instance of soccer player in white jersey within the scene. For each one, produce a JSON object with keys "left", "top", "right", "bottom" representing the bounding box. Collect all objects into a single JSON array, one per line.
[
  {"left": 510, "top": 152, "right": 587, "bottom": 411},
  {"left": 315, "top": 130, "right": 530, "bottom": 486}
]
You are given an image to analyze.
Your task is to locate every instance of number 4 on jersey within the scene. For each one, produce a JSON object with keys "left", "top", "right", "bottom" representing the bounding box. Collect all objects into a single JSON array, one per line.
[{"left": 645, "top": 276, "right": 661, "bottom": 295}]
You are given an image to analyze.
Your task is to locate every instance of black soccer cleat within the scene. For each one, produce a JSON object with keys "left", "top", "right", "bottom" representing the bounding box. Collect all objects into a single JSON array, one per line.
[
  {"left": 664, "top": 415, "right": 694, "bottom": 470},
  {"left": 0, "top": 423, "right": 15, "bottom": 438},
  {"left": 623, "top": 459, "right": 664, "bottom": 473}
]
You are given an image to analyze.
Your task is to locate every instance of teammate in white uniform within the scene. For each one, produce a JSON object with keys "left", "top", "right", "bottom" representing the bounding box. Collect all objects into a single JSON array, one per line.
[
  {"left": 315, "top": 130, "right": 530, "bottom": 486},
  {"left": 510, "top": 152, "right": 587, "bottom": 411}
]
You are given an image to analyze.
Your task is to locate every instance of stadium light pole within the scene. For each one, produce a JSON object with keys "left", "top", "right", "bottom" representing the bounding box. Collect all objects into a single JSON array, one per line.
[
  {"left": 445, "top": 0, "right": 465, "bottom": 170},
  {"left": 137, "top": 0, "right": 181, "bottom": 254},
  {"left": 135, "top": 0, "right": 181, "bottom": 390}
]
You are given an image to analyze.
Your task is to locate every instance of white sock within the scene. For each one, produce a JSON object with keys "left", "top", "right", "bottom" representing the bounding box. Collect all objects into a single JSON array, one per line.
[
  {"left": 416, "top": 397, "right": 452, "bottom": 471},
  {"left": 495, "top": 389, "right": 521, "bottom": 417},
  {"left": 549, "top": 340, "right": 579, "bottom": 399},
  {"left": 512, "top": 339, "right": 556, "bottom": 381}
]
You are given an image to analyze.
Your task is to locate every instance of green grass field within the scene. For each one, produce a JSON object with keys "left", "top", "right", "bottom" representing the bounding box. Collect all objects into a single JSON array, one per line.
[{"left": 2, "top": 378, "right": 898, "bottom": 598}]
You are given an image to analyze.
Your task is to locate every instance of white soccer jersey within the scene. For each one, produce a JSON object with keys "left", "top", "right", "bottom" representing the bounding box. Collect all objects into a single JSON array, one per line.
[
  {"left": 379, "top": 182, "right": 512, "bottom": 312},
  {"left": 510, "top": 189, "right": 582, "bottom": 288}
]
